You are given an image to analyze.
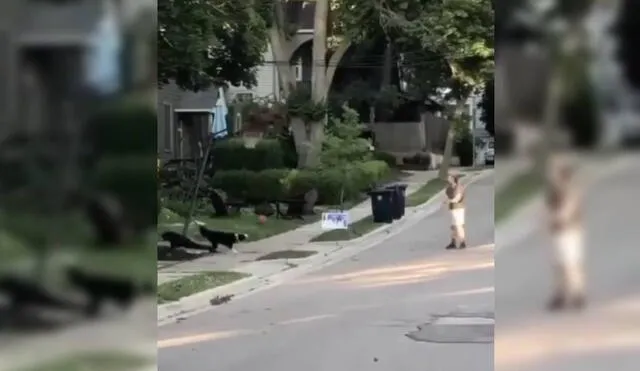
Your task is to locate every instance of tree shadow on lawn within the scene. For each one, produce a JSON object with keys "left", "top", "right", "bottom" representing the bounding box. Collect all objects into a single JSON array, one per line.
[
  {"left": 156, "top": 245, "right": 212, "bottom": 262},
  {"left": 0, "top": 305, "right": 81, "bottom": 334},
  {"left": 159, "top": 212, "right": 320, "bottom": 243}
]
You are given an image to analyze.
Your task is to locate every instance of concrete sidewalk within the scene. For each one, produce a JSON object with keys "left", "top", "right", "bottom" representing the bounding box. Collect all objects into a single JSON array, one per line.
[{"left": 157, "top": 170, "right": 442, "bottom": 285}]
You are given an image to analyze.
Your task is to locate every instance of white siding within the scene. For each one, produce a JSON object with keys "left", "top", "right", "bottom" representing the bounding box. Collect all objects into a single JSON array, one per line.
[{"left": 227, "top": 44, "right": 278, "bottom": 101}]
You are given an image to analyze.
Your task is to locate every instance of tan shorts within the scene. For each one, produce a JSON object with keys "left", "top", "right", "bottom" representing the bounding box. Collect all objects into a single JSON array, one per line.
[
  {"left": 552, "top": 227, "right": 584, "bottom": 265},
  {"left": 451, "top": 208, "right": 465, "bottom": 226}
]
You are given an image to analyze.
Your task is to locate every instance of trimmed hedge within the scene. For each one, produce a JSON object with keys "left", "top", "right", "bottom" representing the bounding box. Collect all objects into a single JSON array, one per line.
[
  {"left": 211, "top": 138, "right": 285, "bottom": 171},
  {"left": 86, "top": 99, "right": 156, "bottom": 156},
  {"left": 373, "top": 151, "right": 397, "bottom": 168},
  {"left": 209, "top": 160, "right": 390, "bottom": 205},
  {"left": 93, "top": 155, "right": 157, "bottom": 230}
]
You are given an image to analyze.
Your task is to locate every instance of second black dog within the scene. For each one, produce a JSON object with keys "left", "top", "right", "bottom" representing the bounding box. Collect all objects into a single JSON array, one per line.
[
  {"left": 161, "top": 231, "right": 210, "bottom": 250},
  {"left": 66, "top": 267, "right": 153, "bottom": 317},
  {"left": 198, "top": 226, "right": 248, "bottom": 253}
]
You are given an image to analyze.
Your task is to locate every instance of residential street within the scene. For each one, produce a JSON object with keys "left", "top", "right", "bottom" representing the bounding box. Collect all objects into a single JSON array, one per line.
[
  {"left": 158, "top": 175, "right": 495, "bottom": 371},
  {"left": 495, "top": 156, "right": 640, "bottom": 371}
]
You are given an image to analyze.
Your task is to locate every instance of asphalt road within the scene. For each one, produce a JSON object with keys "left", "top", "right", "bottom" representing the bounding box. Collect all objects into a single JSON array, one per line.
[
  {"left": 158, "top": 175, "right": 495, "bottom": 371},
  {"left": 495, "top": 157, "right": 640, "bottom": 371}
]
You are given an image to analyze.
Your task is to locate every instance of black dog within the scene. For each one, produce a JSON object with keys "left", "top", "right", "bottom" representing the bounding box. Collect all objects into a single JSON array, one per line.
[
  {"left": 66, "top": 267, "right": 153, "bottom": 317},
  {"left": 0, "top": 275, "right": 80, "bottom": 311},
  {"left": 161, "top": 231, "right": 210, "bottom": 250},
  {"left": 198, "top": 226, "right": 248, "bottom": 253}
]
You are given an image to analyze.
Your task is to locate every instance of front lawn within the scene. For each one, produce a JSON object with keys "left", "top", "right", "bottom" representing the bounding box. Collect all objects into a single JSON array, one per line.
[
  {"left": 405, "top": 178, "right": 448, "bottom": 207},
  {"left": 157, "top": 271, "right": 249, "bottom": 303}
]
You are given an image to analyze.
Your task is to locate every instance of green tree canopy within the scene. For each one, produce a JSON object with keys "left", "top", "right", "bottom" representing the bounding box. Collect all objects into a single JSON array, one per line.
[{"left": 158, "top": 0, "right": 269, "bottom": 91}]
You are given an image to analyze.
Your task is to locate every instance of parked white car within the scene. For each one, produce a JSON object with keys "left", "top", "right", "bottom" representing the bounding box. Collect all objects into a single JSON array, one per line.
[
  {"left": 475, "top": 138, "right": 494, "bottom": 166},
  {"left": 485, "top": 139, "right": 494, "bottom": 165}
]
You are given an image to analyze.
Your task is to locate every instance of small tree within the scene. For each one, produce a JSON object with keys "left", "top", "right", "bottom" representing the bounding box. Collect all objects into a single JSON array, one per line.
[{"left": 320, "top": 105, "right": 373, "bottom": 167}]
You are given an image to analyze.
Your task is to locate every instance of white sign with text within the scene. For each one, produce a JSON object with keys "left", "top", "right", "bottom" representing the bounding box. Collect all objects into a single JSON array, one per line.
[{"left": 321, "top": 211, "right": 349, "bottom": 230}]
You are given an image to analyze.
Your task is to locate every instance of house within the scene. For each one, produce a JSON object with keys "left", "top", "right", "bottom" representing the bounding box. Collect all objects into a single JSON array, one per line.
[
  {"left": 157, "top": 82, "right": 222, "bottom": 160},
  {"left": 158, "top": 2, "right": 318, "bottom": 159},
  {"left": 0, "top": 0, "right": 154, "bottom": 138},
  {"left": 229, "top": 1, "right": 317, "bottom": 102}
]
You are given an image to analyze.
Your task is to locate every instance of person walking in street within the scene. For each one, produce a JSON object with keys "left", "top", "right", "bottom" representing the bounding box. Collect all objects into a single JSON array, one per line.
[
  {"left": 445, "top": 173, "right": 467, "bottom": 249},
  {"left": 546, "top": 159, "right": 586, "bottom": 310}
]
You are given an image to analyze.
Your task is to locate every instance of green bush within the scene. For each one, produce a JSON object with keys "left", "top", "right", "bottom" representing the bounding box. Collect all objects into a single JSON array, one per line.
[
  {"left": 211, "top": 138, "right": 285, "bottom": 171},
  {"left": 162, "top": 198, "right": 191, "bottom": 218},
  {"left": 93, "top": 155, "right": 157, "bottom": 230},
  {"left": 321, "top": 106, "right": 373, "bottom": 167},
  {"left": 86, "top": 99, "right": 156, "bottom": 156},
  {"left": 209, "top": 161, "right": 389, "bottom": 206},
  {"left": 373, "top": 151, "right": 397, "bottom": 167},
  {"left": 354, "top": 160, "right": 390, "bottom": 186},
  {"left": 278, "top": 132, "right": 298, "bottom": 168},
  {"left": 288, "top": 160, "right": 390, "bottom": 204},
  {"left": 210, "top": 169, "right": 288, "bottom": 202}
]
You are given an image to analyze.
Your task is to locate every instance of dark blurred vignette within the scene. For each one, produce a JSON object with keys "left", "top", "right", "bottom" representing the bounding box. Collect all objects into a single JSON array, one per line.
[
  {"left": 0, "top": 1, "right": 156, "bottom": 370},
  {"left": 496, "top": 0, "right": 639, "bottom": 370}
]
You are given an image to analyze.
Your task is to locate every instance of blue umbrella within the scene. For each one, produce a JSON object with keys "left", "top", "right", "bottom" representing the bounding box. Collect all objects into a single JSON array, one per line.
[
  {"left": 212, "top": 87, "right": 228, "bottom": 138},
  {"left": 86, "top": 9, "right": 121, "bottom": 95}
]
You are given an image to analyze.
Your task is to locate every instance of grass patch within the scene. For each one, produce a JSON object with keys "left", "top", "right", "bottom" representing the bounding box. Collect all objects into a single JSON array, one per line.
[
  {"left": 310, "top": 215, "right": 382, "bottom": 242},
  {"left": 19, "top": 352, "right": 149, "bottom": 371},
  {"left": 256, "top": 250, "right": 317, "bottom": 261},
  {"left": 157, "top": 271, "right": 249, "bottom": 303},
  {"left": 158, "top": 207, "right": 184, "bottom": 224},
  {"left": 0, "top": 232, "right": 156, "bottom": 290},
  {"left": 159, "top": 211, "right": 320, "bottom": 243},
  {"left": 406, "top": 178, "right": 447, "bottom": 207},
  {"left": 495, "top": 170, "right": 543, "bottom": 223}
]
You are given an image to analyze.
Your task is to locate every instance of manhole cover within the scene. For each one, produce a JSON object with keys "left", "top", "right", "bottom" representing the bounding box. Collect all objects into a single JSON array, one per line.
[{"left": 406, "top": 311, "right": 494, "bottom": 344}]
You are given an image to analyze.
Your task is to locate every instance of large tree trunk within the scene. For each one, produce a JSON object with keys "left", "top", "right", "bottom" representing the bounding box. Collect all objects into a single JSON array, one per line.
[
  {"left": 294, "top": 0, "right": 329, "bottom": 168},
  {"left": 268, "top": 27, "right": 294, "bottom": 98},
  {"left": 273, "top": 0, "right": 350, "bottom": 168}
]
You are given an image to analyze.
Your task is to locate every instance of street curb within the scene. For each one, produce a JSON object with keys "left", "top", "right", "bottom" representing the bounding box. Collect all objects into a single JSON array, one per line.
[{"left": 157, "top": 170, "right": 491, "bottom": 326}]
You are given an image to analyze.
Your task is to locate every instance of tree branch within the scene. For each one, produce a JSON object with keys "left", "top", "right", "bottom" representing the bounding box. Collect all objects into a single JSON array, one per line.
[{"left": 324, "top": 40, "right": 352, "bottom": 98}]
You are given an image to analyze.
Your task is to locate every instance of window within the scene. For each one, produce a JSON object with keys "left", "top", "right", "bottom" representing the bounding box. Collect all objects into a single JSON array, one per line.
[
  {"left": 163, "top": 103, "right": 173, "bottom": 153},
  {"left": 294, "top": 58, "right": 303, "bottom": 81}
]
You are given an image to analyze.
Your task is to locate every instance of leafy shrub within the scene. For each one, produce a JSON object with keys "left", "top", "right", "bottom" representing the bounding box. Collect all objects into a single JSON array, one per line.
[
  {"left": 161, "top": 199, "right": 191, "bottom": 219},
  {"left": 209, "top": 161, "right": 389, "bottom": 206},
  {"left": 93, "top": 155, "right": 157, "bottom": 230},
  {"left": 211, "top": 138, "right": 285, "bottom": 170},
  {"left": 288, "top": 160, "right": 390, "bottom": 204},
  {"left": 320, "top": 105, "right": 373, "bottom": 167},
  {"left": 86, "top": 99, "right": 156, "bottom": 156},
  {"left": 210, "top": 169, "right": 288, "bottom": 202},
  {"left": 373, "top": 151, "right": 397, "bottom": 167},
  {"left": 278, "top": 131, "right": 298, "bottom": 168}
]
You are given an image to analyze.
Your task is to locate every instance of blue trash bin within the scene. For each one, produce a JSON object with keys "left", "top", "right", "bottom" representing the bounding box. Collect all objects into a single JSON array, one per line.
[{"left": 368, "top": 189, "right": 394, "bottom": 223}]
